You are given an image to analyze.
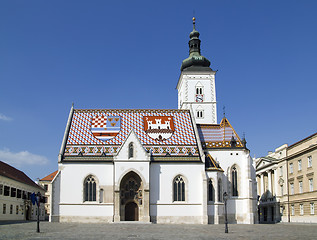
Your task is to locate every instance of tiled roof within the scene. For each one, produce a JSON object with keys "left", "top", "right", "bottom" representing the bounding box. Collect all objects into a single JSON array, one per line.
[
  {"left": 40, "top": 170, "right": 58, "bottom": 181},
  {"left": 65, "top": 109, "right": 199, "bottom": 157},
  {"left": 0, "top": 161, "right": 43, "bottom": 190},
  {"left": 205, "top": 154, "right": 223, "bottom": 171},
  {"left": 197, "top": 117, "right": 243, "bottom": 149}
]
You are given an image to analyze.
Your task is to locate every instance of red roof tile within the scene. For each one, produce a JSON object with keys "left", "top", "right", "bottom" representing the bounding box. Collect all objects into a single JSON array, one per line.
[
  {"left": 197, "top": 117, "right": 243, "bottom": 148},
  {"left": 40, "top": 170, "right": 58, "bottom": 181}
]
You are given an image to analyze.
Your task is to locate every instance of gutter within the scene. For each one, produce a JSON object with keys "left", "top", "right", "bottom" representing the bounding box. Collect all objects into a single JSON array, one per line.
[{"left": 58, "top": 104, "right": 74, "bottom": 163}]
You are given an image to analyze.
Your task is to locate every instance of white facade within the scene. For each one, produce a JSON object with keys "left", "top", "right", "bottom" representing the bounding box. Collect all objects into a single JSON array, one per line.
[{"left": 177, "top": 72, "right": 217, "bottom": 124}]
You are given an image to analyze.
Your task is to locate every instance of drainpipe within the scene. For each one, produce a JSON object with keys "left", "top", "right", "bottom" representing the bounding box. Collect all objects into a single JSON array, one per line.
[{"left": 286, "top": 154, "right": 290, "bottom": 222}]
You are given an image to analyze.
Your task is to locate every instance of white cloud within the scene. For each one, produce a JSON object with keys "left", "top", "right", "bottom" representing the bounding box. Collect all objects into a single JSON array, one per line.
[
  {"left": 0, "top": 113, "right": 12, "bottom": 121},
  {"left": 0, "top": 148, "right": 49, "bottom": 167}
]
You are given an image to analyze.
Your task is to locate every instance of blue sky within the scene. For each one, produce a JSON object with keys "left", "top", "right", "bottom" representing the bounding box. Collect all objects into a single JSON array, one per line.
[{"left": 0, "top": 0, "right": 316, "bottom": 181}]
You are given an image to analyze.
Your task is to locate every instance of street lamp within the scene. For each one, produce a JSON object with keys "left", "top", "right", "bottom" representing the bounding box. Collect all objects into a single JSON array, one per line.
[
  {"left": 223, "top": 191, "right": 228, "bottom": 233},
  {"left": 36, "top": 192, "right": 41, "bottom": 233}
]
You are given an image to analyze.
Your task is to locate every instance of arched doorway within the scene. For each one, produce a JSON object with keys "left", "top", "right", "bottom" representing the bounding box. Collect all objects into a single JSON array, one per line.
[
  {"left": 119, "top": 171, "right": 143, "bottom": 221},
  {"left": 125, "top": 202, "right": 138, "bottom": 221}
]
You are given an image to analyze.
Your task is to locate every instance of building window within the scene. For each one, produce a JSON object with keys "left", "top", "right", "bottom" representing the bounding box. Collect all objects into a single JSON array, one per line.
[
  {"left": 99, "top": 189, "right": 104, "bottom": 203},
  {"left": 299, "top": 181, "right": 303, "bottom": 193},
  {"left": 128, "top": 142, "right": 134, "bottom": 159},
  {"left": 0, "top": 184, "right": 3, "bottom": 195},
  {"left": 280, "top": 206, "right": 284, "bottom": 216},
  {"left": 196, "top": 110, "right": 203, "bottom": 118},
  {"left": 84, "top": 175, "right": 97, "bottom": 202},
  {"left": 208, "top": 179, "right": 214, "bottom": 201},
  {"left": 10, "top": 204, "right": 13, "bottom": 214},
  {"left": 298, "top": 160, "right": 302, "bottom": 171},
  {"left": 4, "top": 186, "right": 10, "bottom": 196},
  {"left": 17, "top": 189, "right": 22, "bottom": 198},
  {"left": 290, "top": 183, "right": 294, "bottom": 195},
  {"left": 44, "top": 184, "right": 48, "bottom": 191},
  {"left": 173, "top": 175, "right": 185, "bottom": 201},
  {"left": 280, "top": 166, "right": 283, "bottom": 176},
  {"left": 300, "top": 204, "right": 304, "bottom": 215},
  {"left": 280, "top": 184, "right": 283, "bottom": 196},
  {"left": 196, "top": 86, "right": 203, "bottom": 95},
  {"left": 231, "top": 166, "right": 238, "bottom": 196},
  {"left": 310, "top": 202, "right": 315, "bottom": 215},
  {"left": 218, "top": 179, "right": 222, "bottom": 202},
  {"left": 291, "top": 204, "right": 295, "bottom": 216},
  {"left": 3, "top": 204, "right": 6, "bottom": 214},
  {"left": 290, "top": 163, "right": 293, "bottom": 174},
  {"left": 308, "top": 156, "right": 312, "bottom": 168},
  {"left": 11, "top": 188, "right": 16, "bottom": 197},
  {"left": 309, "top": 178, "right": 314, "bottom": 192},
  {"left": 16, "top": 205, "right": 19, "bottom": 214}
]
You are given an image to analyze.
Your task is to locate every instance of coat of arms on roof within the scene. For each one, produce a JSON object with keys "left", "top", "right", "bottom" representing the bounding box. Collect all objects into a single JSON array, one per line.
[
  {"left": 143, "top": 116, "right": 174, "bottom": 141},
  {"left": 90, "top": 116, "right": 121, "bottom": 141}
]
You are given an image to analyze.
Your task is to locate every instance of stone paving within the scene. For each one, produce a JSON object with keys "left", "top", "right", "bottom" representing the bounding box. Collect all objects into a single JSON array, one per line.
[{"left": 0, "top": 221, "right": 317, "bottom": 240}]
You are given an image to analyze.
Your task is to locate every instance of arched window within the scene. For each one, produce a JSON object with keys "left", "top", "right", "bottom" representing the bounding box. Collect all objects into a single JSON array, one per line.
[
  {"left": 128, "top": 142, "right": 134, "bottom": 159},
  {"left": 208, "top": 179, "right": 214, "bottom": 201},
  {"left": 84, "top": 175, "right": 96, "bottom": 202},
  {"left": 218, "top": 179, "right": 222, "bottom": 202},
  {"left": 232, "top": 166, "right": 238, "bottom": 196},
  {"left": 173, "top": 175, "right": 185, "bottom": 201},
  {"left": 197, "top": 110, "right": 203, "bottom": 118}
]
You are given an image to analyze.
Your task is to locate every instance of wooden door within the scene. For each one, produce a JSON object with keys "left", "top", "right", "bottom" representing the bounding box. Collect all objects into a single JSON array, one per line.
[{"left": 125, "top": 202, "right": 138, "bottom": 221}]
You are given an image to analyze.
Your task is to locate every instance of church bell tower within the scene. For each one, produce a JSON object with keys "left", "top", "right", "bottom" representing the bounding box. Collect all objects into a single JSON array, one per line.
[{"left": 177, "top": 18, "right": 217, "bottom": 124}]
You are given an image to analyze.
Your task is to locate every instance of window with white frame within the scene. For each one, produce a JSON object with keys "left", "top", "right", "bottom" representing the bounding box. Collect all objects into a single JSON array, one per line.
[
  {"left": 308, "top": 156, "right": 312, "bottom": 168},
  {"left": 196, "top": 110, "right": 203, "bottom": 118},
  {"left": 0, "top": 184, "right": 3, "bottom": 195},
  {"left": 128, "top": 142, "right": 134, "bottom": 159},
  {"left": 2, "top": 204, "right": 6, "bottom": 214},
  {"left": 231, "top": 166, "right": 238, "bottom": 197},
  {"left": 290, "top": 183, "right": 294, "bottom": 195},
  {"left": 298, "top": 160, "right": 302, "bottom": 171},
  {"left": 218, "top": 179, "right": 222, "bottom": 202},
  {"left": 300, "top": 204, "right": 304, "bottom": 215},
  {"left": 84, "top": 175, "right": 97, "bottom": 202},
  {"left": 173, "top": 175, "right": 185, "bottom": 201},
  {"left": 309, "top": 178, "right": 314, "bottom": 192},
  {"left": 291, "top": 204, "right": 295, "bottom": 215},
  {"left": 311, "top": 202, "right": 315, "bottom": 215},
  {"left": 299, "top": 181, "right": 303, "bottom": 193},
  {"left": 280, "top": 206, "right": 284, "bottom": 216},
  {"left": 196, "top": 86, "right": 203, "bottom": 95},
  {"left": 208, "top": 179, "right": 214, "bottom": 201},
  {"left": 290, "top": 163, "right": 293, "bottom": 174}
]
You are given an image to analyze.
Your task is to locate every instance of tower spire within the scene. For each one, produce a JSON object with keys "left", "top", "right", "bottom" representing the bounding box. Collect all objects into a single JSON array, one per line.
[{"left": 180, "top": 17, "right": 211, "bottom": 71}]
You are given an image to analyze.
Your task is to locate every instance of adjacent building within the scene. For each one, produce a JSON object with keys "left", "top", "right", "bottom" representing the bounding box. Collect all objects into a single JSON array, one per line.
[
  {"left": 39, "top": 170, "right": 58, "bottom": 220},
  {"left": 50, "top": 18, "right": 258, "bottom": 224},
  {"left": 255, "top": 132, "right": 317, "bottom": 223},
  {"left": 0, "top": 161, "right": 45, "bottom": 221}
]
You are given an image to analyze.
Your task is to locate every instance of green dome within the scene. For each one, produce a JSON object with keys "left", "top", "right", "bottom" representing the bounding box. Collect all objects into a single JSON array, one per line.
[{"left": 181, "top": 18, "right": 211, "bottom": 71}]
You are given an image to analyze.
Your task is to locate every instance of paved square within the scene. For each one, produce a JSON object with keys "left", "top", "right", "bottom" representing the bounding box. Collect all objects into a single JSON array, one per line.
[{"left": 1, "top": 221, "right": 317, "bottom": 240}]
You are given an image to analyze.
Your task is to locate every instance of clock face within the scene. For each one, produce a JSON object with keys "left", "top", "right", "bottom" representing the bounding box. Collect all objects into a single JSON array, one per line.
[{"left": 196, "top": 94, "right": 203, "bottom": 102}]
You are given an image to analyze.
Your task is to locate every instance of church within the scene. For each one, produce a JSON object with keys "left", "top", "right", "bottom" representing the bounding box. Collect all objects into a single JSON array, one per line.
[{"left": 50, "top": 18, "right": 257, "bottom": 224}]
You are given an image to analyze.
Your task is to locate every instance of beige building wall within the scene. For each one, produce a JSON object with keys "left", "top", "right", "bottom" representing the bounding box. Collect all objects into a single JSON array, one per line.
[
  {"left": 0, "top": 175, "right": 45, "bottom": 221},
  {"left": 287, "top": 133, "right": 317, "bottom": 223},
  {"left": 255, "top": 133, "right": 317, "bottom": 223}
]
